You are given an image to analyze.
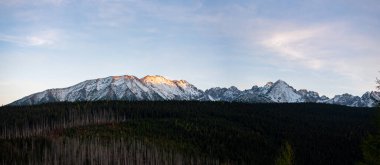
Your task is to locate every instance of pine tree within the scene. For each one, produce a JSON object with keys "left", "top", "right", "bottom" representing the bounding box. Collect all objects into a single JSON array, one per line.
[{"left": 274, "top": 141, "right": 294, "bottom": 165}]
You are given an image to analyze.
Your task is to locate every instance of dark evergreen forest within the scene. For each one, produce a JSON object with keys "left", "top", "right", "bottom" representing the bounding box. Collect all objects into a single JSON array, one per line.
[{"left": 0, "top": 101, "right": 377, "bottom": 165}]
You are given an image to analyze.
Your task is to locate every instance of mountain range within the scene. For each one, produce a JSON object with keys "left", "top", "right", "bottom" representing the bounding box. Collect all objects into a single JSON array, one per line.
[{"left": 9, "top": 75, "right": 380, "bottom": 107}]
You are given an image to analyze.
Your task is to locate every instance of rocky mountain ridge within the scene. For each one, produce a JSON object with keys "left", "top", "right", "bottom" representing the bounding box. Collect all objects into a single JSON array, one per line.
[{"left": 9, "top": 75, "right": 380, "bottom": 107}]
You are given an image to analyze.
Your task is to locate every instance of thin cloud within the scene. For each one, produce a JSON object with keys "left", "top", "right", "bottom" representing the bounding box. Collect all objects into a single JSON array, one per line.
[
  {"left": 261, "top": 25, "right": 328, "bottom": 69},
  {"left": 258, "top": 23, "right": 380, "bottom": 80},
  {"left": 0, "top": 30, "right": 60, "bottom": 47}
]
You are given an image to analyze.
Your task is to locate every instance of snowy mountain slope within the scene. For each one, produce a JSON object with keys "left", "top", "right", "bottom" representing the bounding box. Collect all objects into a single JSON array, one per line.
[
  {"left": 204, "top": 86, "right": 242, "bottom": 101},
  {"left": 361, "top": 91, "right": 380, "bottom": 107},
  {"left": 141, "top": 75, "right": 203, "bottom": 100},
  {"left": 297, "top": 89, "right": 321, "bottom": 102},
  {"left": 321, "top": 94, "right": 365, "bottom": 107},
  {"left": 10, "top": 75, "right": 203, "bottom": 106},
  {"left": 9, "top": 75, "right": 380, "bottom": 107},
  {"left": 266, "top": 80, "right": 304, "bottom": 103},
  {"left": 320, "top": 92, "right": 380, "bottom": 107}
]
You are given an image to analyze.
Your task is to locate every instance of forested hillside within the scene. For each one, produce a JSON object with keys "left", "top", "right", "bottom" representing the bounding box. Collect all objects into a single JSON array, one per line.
[{"left": 0, "top": 101, "right": 376, "bottom": 165}]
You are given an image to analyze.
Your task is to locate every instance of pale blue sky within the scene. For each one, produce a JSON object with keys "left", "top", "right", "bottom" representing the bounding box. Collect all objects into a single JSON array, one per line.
[{"left": 1, "top": 0, "right": 379, "bottom": 105}]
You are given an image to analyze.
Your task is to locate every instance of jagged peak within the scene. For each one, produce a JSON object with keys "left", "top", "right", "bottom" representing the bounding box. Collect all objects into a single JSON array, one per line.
[
  {"left": 267, "top": 80, "right": 293, "bottom": 92},
  {"left": 111, "top": 75, "right": 138, "bottom": 80},
  {"left": 208, "top": 87, "right": 222, "bottom": 90},
  {"left": 264, "top": 82, "right": 274, "bottom": 88},
  {"left": 141, "top": 75, "right": 174, "bottom": 85},
  {"left": 298, "top": 89, "right": 308, "bottom": 92},
  {"left": 362, "top": 91, "right": 380, "bottom": 97},
  {"left": 298, "top": 89, "right": 319, "bottom": 95},
  {"left": 124, "top": 75, "right": 138, "bottom": 79},
  {"left": 251, "top": 85, "right": 259, "bottom": 89},
  {"left": 320, "top": 95, "right": 329, "bottom": 100},
  {"left": 142, "top": 75, "right": 166, "bottom": 79},
  {"left": 370, "top": 91, "right": 380, "bottom": 101},
  {"left": 363, "top": 91, "right": 371, "bottom": 94},
  {"left": 228, "top": 86, "right": 240, "bottom": 91},
  {"left": 174, "top": 79, "right": 189, "bottom": 85},
  {"left": 340, "top": 93, "right": 354, "bottom": 97},
  {"left": 273, "top": 79, "right": 289, "bottom": 86}
]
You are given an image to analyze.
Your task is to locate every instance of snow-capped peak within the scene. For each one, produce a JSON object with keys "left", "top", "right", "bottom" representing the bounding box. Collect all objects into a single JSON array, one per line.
[
  {"left": 141, "top": 75, "right": 176, "bottom": 86},
  {"left": 264, "top": 82, "right": 274, "bottom": 88},
  {"left": 266, "top": 80, "right": 303, "bottom": 103},
  {"left": 273, "top": 80, "right": 288, "bottom": 86},
  {"left": 140, "top": 75, "right": 202, "bottom": 100}
]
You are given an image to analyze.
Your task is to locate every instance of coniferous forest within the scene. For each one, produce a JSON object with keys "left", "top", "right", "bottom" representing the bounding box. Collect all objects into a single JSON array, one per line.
[{"left": 0, "top": 101, "right": 377, "bottom": 165}]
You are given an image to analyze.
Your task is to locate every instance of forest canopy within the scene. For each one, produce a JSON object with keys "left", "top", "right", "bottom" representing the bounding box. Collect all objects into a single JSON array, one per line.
[{"left": 0, "top": 101, "right": 377, "bottom": 165}]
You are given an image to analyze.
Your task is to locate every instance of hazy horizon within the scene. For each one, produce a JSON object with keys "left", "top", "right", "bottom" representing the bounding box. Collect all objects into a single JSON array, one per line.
[{"left": 1, "top": 0, "right": 380, "bottom": 105}]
